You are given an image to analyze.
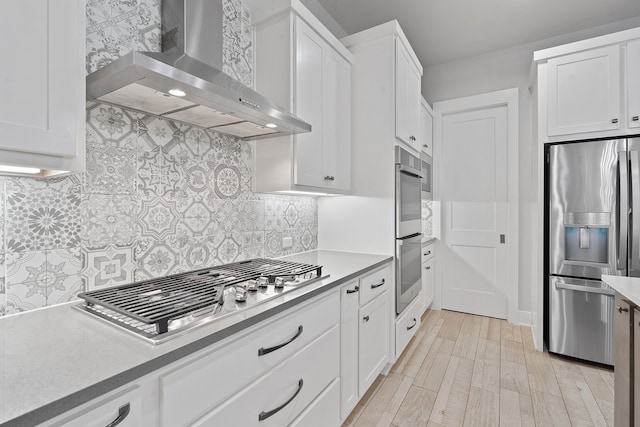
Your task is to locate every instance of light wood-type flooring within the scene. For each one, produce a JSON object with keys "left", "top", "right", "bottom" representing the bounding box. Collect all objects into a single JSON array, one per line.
[{"left": 343, "top": 309, "right": 615, "bottom": 427}]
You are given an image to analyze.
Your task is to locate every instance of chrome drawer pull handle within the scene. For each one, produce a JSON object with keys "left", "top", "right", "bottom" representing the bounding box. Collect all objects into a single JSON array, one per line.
[
  {"left": 612, "top": 118, "right": 619, "bottom": 124},
  {"left": 423, "top": 251, "right": 431, "bottom": 256},
  {"left": 425, "top": 266, "right": 431, "bottom": 270},
  {"left": 346, "top": 285, "right": 359, "bottom": 294},
  {"left": 323, "top": 175, "right": 335, "bottom": 181},
  {"left": 106, "top": 404, "right": 130, "bottom": 427},
  {"left": 633, "top": 116, "right": 640, "bottom": 121},
  {"left": 259, "top": 379, "right": 303, "bottom": 421},
  {"left": 407, "top": 318, "right": 417, "bottom": 331},
  {"left": 258, "top": 325, "right": 303, "bottom": 356},
  {"left": 363, "top": 315, "right": 370, "bottom": 322},
  {"left": 371, "top": 279, "right": 385, "bottom": 289},
  {"left": 618, "top": 306, "right": 629, "bottom": 313}
]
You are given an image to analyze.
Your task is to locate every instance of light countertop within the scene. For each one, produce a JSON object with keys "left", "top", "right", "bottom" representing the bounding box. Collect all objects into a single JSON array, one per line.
[
  {"left": 602, "top": 275, "right": 640, "bottom": 306},
  {"left": 0, "top": 250, "right": 392, "bottom": 427}
]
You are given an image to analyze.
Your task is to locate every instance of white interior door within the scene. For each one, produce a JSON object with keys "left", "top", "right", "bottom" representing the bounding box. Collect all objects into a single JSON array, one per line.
[{"left": 440, "top": 105, "right": 509, "bottom": 318}]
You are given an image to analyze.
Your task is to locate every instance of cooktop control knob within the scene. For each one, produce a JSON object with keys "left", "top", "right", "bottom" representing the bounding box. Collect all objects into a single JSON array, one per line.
[
  {"left": 234, "top": 285, "right": 247, "bottom": 302},
  {"left": 257, "top": 277, "right": 269, "bottom": 288},
  {"left": 246, "top": 279, "right": 258, "bottom": 292}
]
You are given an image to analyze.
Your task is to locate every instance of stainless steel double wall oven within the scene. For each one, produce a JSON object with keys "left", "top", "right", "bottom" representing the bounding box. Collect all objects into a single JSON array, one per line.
[{"left": 395, "top": 147, "right": 423, "bottom": 314}]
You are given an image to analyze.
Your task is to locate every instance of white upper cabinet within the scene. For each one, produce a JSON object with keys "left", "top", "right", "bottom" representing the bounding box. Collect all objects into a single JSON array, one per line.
[
  {"left": 421, "top": 97, "right": 433, "bottom": 157},
  {"left": 535, "top": 28, "right": 640, "bottom": 143},
  {"left": 627, "top": 39, "right": 640, "bottom": 129},
  {"left": 0, "top": 0, "right": 85, "bottom": 174},
  {"left": 546, "top": 45, "right": 621, "bottom": 137},
  {"left": 395, "top": 39, "right": 422, "bottom": 153},
  {"left": 253, "top": 1, "right": 353, "bottom": 195}
]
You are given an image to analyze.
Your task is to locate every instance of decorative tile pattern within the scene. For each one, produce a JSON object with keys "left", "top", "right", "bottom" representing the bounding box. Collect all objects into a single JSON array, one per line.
[
  {"left": 83, "top": 244, "right": 135, "bottom": 291},
  {"left": 81, "top": 195, "right": 137, "bottom": 247},
  {"left": 5, "top": 249, "right": 83, "bottom": 313},
  {"left": 5, "top": 190, "right": 81, "bottom": 251},
  {"left": 422, "top": 200, "right": 433, "bottom": 237},
  {"left": 0, "top": 0, "right": 318, "bottom": 318},
  {"left": 138, "top": 198, "right": 180, "bottom": 240}
]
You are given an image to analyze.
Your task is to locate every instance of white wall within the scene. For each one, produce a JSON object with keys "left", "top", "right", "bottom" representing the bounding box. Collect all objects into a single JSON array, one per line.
[{"left": 423, "top": 15, "right": 640, "bottom": 315}]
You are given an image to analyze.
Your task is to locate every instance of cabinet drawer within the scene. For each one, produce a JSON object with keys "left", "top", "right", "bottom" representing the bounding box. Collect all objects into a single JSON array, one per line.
[
  {"left": 48, "top": 386, "right": 142, "bottom": 427},
  {"left": 395, "top": 296, "right": 422, "bottom": 358},
  {"left": 160, "top": 291, "right": 339, "bottom": 427},
  {"left": 289, "top": 378, "right": 340, "bottom": 427},
  {"left": 422, "top": 242, "right": 434, "bottom": 262},
  {"left": 193, "top": 325, "right": 340, "bottom": 427},
  {"left": 359, "top": 265, "right": 391, "bottom": 306}
]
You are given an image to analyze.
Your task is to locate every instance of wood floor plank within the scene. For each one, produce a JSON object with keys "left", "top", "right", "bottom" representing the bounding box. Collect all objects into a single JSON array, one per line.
[
  {"left": 463, "top": 386, "right": 499, "bottom": 427},
  {"left": 487, "top": 317, "right": 501, "bottom": 341},
  {"left": 419, "top": 339, "right": 456, "bottom": 392},
  {"left": 530, "top": 390, "right": 571, "bottom": 427},
  {"left": 501, "top": 338, "right": 526, "bottom": 364},
  {"left": 471, "top": 338, "right": 500, "bottom": 393},
  {"left": 437, "top": 310, "right": 465, "bottom": 341},
  {"left": 452, "top": 315, "right": 481, "bottom": 360},
  {"left": 499, "top": 388, "right": 522, "bottom": 427},
  {"left": 341, "top": 310, "right": 613, "bottom": 427},
  {"left": 524, "top": 349, "right": 562, "bottom": 396},
  {"left": 557, "top": 377, "right": 607, "bottom": 427},
  {"left": 430, "top": 356, "right": 474, "bottom": 426},
  {"left": 500, "top": 359, "right": 531, "bottom": 395},
  {"left": 392, "top": 385, "right": 437, "bottom": 427}
]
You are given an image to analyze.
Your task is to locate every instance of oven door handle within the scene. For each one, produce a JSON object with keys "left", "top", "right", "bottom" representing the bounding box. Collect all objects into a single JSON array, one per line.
[
  {"left": 397, "top": 164, "right": 423, "bottom": 179},
  {"left": 398, "top": 233, "right": 423, "bottom": 245}
]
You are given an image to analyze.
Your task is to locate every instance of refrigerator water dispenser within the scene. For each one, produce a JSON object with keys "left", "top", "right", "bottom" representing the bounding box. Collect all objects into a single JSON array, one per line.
[{"left": 564, "top": 212, "right": 610, "bottom": 265}]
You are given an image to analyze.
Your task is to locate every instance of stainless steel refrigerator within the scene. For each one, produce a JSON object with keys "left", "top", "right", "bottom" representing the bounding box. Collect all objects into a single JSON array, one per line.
[{"left": 547, "top": 138, "right": 640, "bottom": 366}]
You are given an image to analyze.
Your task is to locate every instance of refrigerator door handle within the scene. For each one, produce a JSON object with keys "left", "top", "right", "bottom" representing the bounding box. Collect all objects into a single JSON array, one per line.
[
  {"left": 619, "top": 151, "right": 629, "bottom": 270},
  {"left": 554, "top": 280, "right": 615, "bottom": 296},
  {"left": 631, "top": 151, "right": 640, "bottom": 270}
]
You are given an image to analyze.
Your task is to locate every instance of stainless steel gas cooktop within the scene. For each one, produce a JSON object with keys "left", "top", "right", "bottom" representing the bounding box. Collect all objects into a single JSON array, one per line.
[{"left": 74, "top": 258, "right": 326, "bottom": 344}]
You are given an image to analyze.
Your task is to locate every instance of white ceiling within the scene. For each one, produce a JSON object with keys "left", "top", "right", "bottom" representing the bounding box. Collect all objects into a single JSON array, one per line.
[{"left": 314, "top": 0, "right": 640, "bottom": 68}]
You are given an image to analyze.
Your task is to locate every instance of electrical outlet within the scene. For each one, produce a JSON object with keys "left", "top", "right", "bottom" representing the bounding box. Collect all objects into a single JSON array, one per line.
[{"left": 282, "top": 236, "right": 293, "bottom": 249}]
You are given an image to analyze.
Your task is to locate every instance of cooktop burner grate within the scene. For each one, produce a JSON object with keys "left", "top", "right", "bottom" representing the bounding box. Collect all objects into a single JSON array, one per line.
[{"left": 77, "top": 258, "right": 322, "bottom": 336}]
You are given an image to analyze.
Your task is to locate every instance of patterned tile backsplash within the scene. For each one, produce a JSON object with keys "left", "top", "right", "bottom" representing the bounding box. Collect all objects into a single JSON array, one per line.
[{"left": 0, "top": 0, "right": 316, "bottom": 317}]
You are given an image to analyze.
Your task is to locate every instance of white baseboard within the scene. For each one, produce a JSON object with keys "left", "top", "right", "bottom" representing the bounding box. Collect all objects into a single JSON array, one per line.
[{"left": 515, "top": 309, "right": 532, "bottom": 326}]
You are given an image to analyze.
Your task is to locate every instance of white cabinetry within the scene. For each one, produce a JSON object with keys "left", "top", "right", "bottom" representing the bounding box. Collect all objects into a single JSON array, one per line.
[
  {"left": 421, "top": 98, "right": 433, "bottom": 157},
  {"left": 627, "top": 39, "right": 640, "bottom": 129},
  {"left": 253, "top": 1, "right": 353, "bottom": 194},
  {"left": 395, "top": 40, "right": 422, "bottom": 153},
  {"left": 395, "top": 295, "right": 422, "bottom": 358},
  {"left": 339, "top": 264, "right": 391, "bottom": 422},
  {"left": 160, "top": 290, "right": 340, "bottom": 427},
  {"left": 0, "top": 0, "right": 85, "bottom": 174},
  {"left": 534, "top": 28, "right": 640, "bottom": 142},
  {"left": 546, "top": 45, "right": 621, "bottom": 137},
  {"left": 421, "top": 241, "right": 435, "bottom": 312}
]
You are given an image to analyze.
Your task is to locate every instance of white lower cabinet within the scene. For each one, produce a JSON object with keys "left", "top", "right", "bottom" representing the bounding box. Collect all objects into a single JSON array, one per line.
[
  {"left": 193, "top": 325, "right": 340, "bottom": 427},
  {"left": 358, "top": 290, "right": 390, "bottom": 393},
  {"left": 340, "top": 262, "right": 392, "bottom": 422},
  {"left": 421, "top": 241, "right": 435, "bottom": 313},
  {"left": 395, "top": 295, "right": 422, "bottom": 358},
  {"left": 41, "top": 381, "right": 155, "bottom": 427},
  {"left": 289, "top": 378, "right": 341, "bottom": 427}
]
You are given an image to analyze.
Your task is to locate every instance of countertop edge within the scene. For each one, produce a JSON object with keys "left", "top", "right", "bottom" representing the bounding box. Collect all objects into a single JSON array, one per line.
[
  {"left": 2, "top": 253, "right": 393, "bottom": 427},
  {"left": 603, "top": 274, "right": 640, "bottom": 307}
]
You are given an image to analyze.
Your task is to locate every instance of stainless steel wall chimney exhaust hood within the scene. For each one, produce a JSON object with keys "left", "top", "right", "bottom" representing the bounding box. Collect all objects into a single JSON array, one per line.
[{"left": 86, "top": 0, "right": 311, "bottom": 139}]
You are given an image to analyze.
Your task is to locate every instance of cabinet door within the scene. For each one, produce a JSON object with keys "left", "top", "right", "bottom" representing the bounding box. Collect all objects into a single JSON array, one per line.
[
  {"left": 421, "top": 102, "right": 433, "bottom": 156},
  {"left": 614, "top": 294, "right": 632, "bottom": 427},
  {"left": 358, "top": 290, "right": 390, "bottom": 393},
  {"left": 408, "top": 65, "right": 422, "bottom": 152},
  {"left": 340, "top": 281, "right": 360, "bottom": 421},
  {"left": 294, "top": 19, "right": 325, "bottom": 188},
  {"left": 422, "top": 256, "right": 434, "bottom": 310},
  {"left": 632, "top": 307, "right": 640, "bottom": 426},
  {"left": 323, "top": 49, "right": 351, "bottom": 192},
  {"left": 547, "top": 45, "right": 621, "bottom": 136},
  {"left": 627, "top": 39, "right": 640, "bottom": 129},
  {"left": 0, "top": 0, "right": 84, "bottom": 158},
  {"left": 395, "top": 40, "right": 411, "bottom": 145}
]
